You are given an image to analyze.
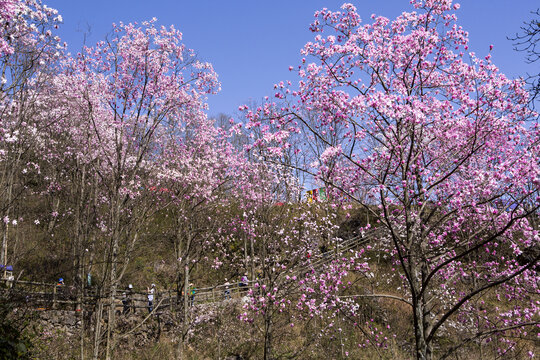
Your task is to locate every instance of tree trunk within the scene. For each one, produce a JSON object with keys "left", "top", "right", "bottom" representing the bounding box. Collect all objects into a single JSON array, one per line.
[
  {"left": 105, "top": 196, "right": 122, "bottom": 360},
  {"left": 176, "top": 261, "right": 190, "bottom": 360},
  {"left": 1, "top": 220, "right": 9, "bottom": 272},
  {"left": 411, "top": 257, "right": 433, "bottom": 360},
  {"left": 92, "top": 290, "right": 104, "bottom": 360},
  {"left": 413, "top": 300, "right": 432, "bottom": 360},
  {"left": 244, "top": 233, "right": 248, "bottom": 275},
  {"left": 1, "top": 147, "right": 21, "bottom": 270},
  {"left": 74, "top": 164, "right": 86, "bottom": 306},
  {"left": 1, "top": 178, "right": 13, "bottom": 270},
  {"left": 264, "top": 311, "right": 273, "bottom": 360},
  {"left": 250, "top": 235, "right": 255, "bottom": 282}
]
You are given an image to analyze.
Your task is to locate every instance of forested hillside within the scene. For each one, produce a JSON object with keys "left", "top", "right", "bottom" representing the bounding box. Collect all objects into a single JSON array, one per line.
[{"left": 0, "top": 0, "right": 538, "bottom": 359}]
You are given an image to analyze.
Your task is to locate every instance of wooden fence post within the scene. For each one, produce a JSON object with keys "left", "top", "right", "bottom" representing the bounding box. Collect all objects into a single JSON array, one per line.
[{"left": 52, "top": 284, "right": 57, "bottom": 309}]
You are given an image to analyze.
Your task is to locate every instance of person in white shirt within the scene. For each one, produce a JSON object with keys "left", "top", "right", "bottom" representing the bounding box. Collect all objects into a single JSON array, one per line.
[
  {"left": 147, "top": 283, "right": 155, "bottom": 313},
  {"left": 224, "top": 279, "right": 231, "bottom": 300}
]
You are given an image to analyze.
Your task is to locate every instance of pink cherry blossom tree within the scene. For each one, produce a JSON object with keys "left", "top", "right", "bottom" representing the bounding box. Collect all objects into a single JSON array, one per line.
[
  {"left": 244, "top": 1, "right": 540, "bottom": 358},
  {"left": 147, "top": 116, "right": 262, "bottom": 359},
  {"left": 0, "top": 0, "right": 63, "bottom": 269},
  {"left": 52, "top": 19, "right": 220, "bottom": 359},
  {"left": 239, "top": 201, "right": 343, "bottom": 359}
]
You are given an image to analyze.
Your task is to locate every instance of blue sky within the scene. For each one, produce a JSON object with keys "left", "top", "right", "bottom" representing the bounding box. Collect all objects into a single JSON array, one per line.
[{"left": 48, "top": 0, "right": 538, "bottom": 117}]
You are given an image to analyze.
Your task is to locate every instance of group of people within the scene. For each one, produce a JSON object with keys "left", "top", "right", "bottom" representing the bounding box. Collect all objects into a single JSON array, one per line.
[
  {"left": 122, "top": 283, "right": 197, "bottom": 314},
  {"left": 223, "top": 273, "right": 262, "bottom": 299},
  {"left": 123, "top": 283, "right": 156, "bottom": 314},
  {"left": 128, "top": 282, "right": 195, "bottom": 313},
  {"left": 53, "top": 274, "right": 263, "bottom": 312}
]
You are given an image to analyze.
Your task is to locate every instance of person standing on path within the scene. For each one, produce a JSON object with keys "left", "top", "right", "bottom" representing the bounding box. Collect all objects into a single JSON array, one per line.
[
  {"left": 224, "top": 279, "right": 231, "bottom": 300},
  {"left": 147, "top": 283, "right": 155, "bottom": 313},
  {"left": 239, "top": 274, "right": 248, "bottom": 293},
  {"left": 123, "top": 284, "right": 134, "bottom": 315},
  {"left": 189, "top": 283, "right": 196, "bottom": 306},
  {"left": 56, "top": 278, "right": 65, "bottom": 295}
]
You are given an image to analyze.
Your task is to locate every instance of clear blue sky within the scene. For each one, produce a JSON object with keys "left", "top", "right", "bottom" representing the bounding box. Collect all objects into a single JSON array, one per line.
[{"left": 48, "top": 0, "right": 538, "bottom": 117}]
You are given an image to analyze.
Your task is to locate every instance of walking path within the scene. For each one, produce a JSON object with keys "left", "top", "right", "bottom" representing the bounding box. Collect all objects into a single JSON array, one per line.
[{"left": 0, "top": 228, "right": 381, "bottom": 311}]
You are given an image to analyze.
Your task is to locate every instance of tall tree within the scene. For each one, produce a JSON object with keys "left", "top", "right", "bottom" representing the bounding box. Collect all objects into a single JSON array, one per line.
[
  {"left": 0, "top": 0, "right": 63, "bottom": 269},
  {"left": 54, "top": 18, "right": 220, "bottom": 359},
  {"left": 150, "top": 115, "right": 255, "bottom": 359},
  {"left": 244, "top": 1, "right": 540, "bottom": 359}
]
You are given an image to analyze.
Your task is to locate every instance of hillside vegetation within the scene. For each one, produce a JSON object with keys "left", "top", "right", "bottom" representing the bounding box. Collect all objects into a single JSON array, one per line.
[{"left": 1, "top": 0, "right": 538, "bottom": 359}]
